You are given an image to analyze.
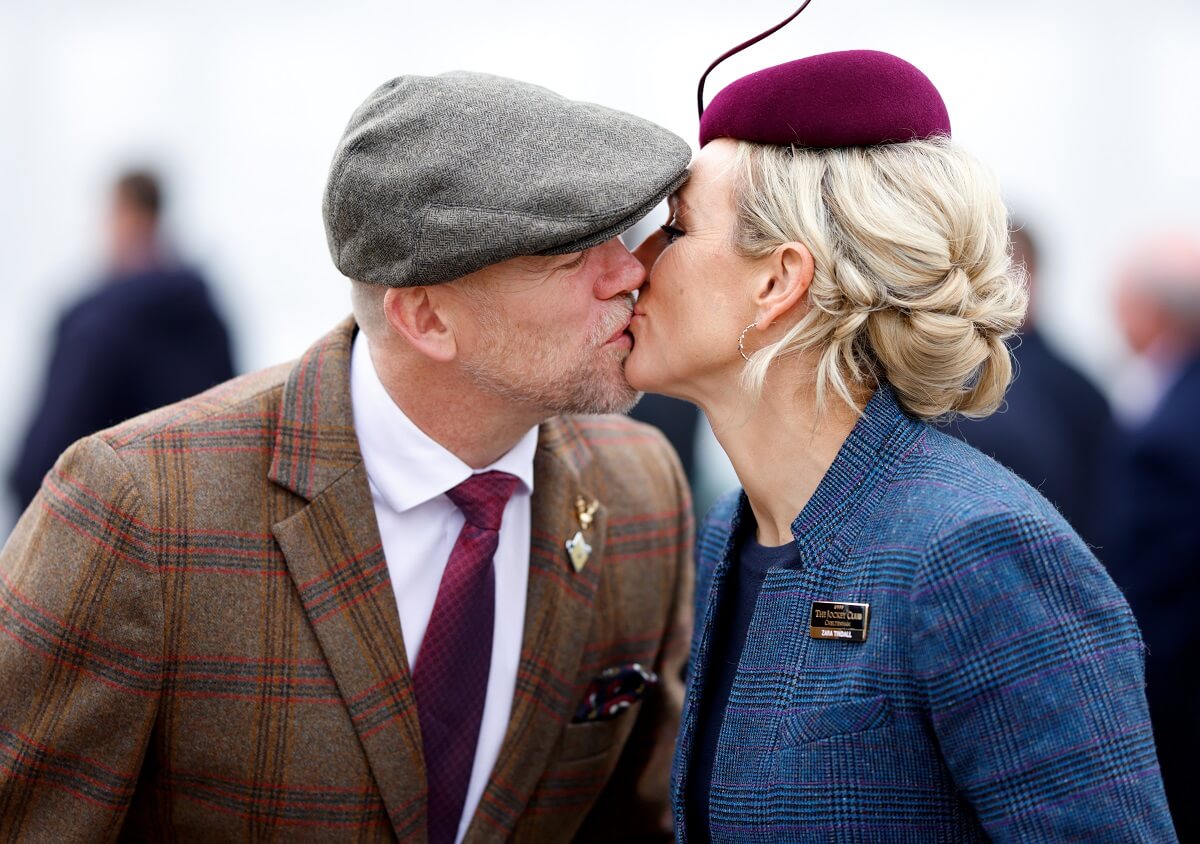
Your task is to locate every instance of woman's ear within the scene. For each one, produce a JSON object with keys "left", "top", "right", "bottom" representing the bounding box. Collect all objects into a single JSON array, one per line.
[
  {"left": 382, "top": 286, "right": 458, "bottom": 362},
  {"left": 753, "top": 241, "right": 814, "bottom": 326}
]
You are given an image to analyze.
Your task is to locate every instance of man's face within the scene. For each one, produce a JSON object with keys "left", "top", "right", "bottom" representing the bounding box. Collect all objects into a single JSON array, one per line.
[{"left": 451, "top": 237, "right": 645, "bottom": 415}]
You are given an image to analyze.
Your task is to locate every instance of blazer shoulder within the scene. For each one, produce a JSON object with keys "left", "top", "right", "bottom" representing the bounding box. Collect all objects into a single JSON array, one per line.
[
  {"left": 885, "top": 426, "right": 1114, "bottom": 579},
  {"left": 908, "top": 438, "right": 1117, "bottom": 596},
  {"left": 94, "top": 361, "right": 293, "bottom": 454},
  {"left": 904, "top": 426, "right": 1068, "bottom": 523},
  {"left": 551, "top": 413, "right": 682, "bottom": 479},
  {"left": 545, "top": 414, "right": 692, "bottom": 529}
]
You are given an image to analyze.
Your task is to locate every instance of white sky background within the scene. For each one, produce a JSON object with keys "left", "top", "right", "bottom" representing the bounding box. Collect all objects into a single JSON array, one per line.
[{"left": 2, "top": 0, "right": 1200, "bottom": 527}]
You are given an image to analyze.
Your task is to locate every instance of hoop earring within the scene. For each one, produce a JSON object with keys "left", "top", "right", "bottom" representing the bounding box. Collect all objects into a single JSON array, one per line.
[{"left": 738, "top": 322, "right": 758, "bottom": 362}]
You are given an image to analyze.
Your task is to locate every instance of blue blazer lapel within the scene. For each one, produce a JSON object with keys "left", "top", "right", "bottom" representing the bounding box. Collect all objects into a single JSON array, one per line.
[{"left": 672, "top": 491, "right": 745, "bottom": 840}]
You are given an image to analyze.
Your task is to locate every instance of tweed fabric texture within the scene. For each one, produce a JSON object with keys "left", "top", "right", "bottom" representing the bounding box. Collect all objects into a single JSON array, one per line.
[
  {"left": 0, "top": 317, "right": 694, "bottom": 842},
  {"left": 673, "top": 386, "right": 1177, "bottom": 843},
  {"left": 323, "top": 71, "right": 692, "bottom": 288},
  {"left": 415, "top": 470, "right": 517, "bottom": 844}
]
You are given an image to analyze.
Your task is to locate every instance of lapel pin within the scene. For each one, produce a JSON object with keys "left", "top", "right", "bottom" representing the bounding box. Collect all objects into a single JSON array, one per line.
[
  {"left": 566, "top": 531, "right": 592, "bottom": 573},
  {"left": 575, "top": 496, "right": 599, "bottom": 531}
]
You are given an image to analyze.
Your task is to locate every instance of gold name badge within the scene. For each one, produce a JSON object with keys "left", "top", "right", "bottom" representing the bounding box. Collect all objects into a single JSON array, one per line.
[{"left": 809, "top": 601, "right": 870, "bottom": 643}]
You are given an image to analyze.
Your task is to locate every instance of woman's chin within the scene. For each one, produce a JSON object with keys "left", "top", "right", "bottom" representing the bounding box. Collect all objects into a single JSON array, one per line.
[{"left": 624, "top": 345, "right": 666, "bottom": 394}]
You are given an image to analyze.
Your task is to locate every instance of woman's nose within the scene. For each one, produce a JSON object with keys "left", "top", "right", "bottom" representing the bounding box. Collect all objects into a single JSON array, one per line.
[{"left": 633, "top": 228, "right": 669, "bottom": 273}]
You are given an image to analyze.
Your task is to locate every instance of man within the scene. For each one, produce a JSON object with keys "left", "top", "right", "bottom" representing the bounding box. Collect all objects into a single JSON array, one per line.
[
  {"left": 950, "top": 223, "right": 1111, "bottom": 545},
  {"left": 1101, "top": 232, "right": 1200, "bottom": 841},
  {"left": 0, "top": 72, "right": 694, "bottom": 842},
  {"left": 8, "top": 169, "right": 235, "bottom": 514}
]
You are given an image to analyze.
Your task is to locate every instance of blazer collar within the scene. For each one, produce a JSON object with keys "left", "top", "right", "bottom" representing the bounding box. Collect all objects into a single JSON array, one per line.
[
  {"left": 786, "top": 383, "right": 926, "bottom": 570},
  {"left": 268, "top": 316, "right": 363, "bottom": 501},
  {"left": 700, "top": 385, "right": 925, "bottom": 571}
]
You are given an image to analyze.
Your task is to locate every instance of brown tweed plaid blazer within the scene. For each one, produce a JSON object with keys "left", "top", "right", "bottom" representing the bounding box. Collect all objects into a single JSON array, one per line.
[{"left": 0, "top": 318, "right": 694, "bottom": 842}]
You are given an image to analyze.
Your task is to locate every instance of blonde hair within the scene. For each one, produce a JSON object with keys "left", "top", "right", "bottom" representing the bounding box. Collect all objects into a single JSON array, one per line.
[{"left": 731, "top": 137, "right": 1027, "bottom": 421}]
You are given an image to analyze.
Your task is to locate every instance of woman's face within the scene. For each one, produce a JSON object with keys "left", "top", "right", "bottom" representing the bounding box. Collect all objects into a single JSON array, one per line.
[{"left": 628, "top": 139, "right": 760, "bottom": 402}]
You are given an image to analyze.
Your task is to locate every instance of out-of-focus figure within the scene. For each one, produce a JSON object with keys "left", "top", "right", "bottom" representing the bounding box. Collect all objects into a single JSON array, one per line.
[
  {"left": 1102, "top": 232, "right": 1200, "bottom": 841},
  {"left": 950, "top": 224, "right": 1112, "bottom": 544},
  {"left": 7, "top": 170, "right": 235, "bottom": 512},
  {"left": 630, "top": 394, "right": 701, "bottom": 487}
]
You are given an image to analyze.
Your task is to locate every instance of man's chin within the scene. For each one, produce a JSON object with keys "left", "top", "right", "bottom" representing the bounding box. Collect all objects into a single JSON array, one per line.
[{"left": 572, "top": 376, "right": 641, "bottom": 416}]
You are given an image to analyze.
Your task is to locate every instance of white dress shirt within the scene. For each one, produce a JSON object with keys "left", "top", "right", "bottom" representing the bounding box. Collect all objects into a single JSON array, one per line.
[{"left": 349, "top": 332, "right": 537, "bottom": 844}]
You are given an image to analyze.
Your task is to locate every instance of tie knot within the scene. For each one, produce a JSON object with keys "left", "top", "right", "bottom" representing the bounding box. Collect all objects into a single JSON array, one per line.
[{"left": 446, "top": 471, "right": 519, "bottom": 532}]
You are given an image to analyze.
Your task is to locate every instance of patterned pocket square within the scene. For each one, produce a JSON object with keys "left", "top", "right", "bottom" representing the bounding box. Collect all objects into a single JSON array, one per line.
[{"left": 572, "top": 663, "right": 658, "bottom": 722}]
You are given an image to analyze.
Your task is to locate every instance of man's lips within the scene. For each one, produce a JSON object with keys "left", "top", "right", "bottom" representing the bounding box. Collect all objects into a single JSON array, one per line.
[{"left": 606, "top": 314, "right": 634, "bottom": 344}]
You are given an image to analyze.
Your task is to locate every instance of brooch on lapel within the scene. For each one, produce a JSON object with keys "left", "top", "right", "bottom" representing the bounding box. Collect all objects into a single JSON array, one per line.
[
  {"left": 809, "top": 601, "right": 871, "bottom": 642},
  {"left": 565, "top": 496, "right": 599, "bottom": 573}
]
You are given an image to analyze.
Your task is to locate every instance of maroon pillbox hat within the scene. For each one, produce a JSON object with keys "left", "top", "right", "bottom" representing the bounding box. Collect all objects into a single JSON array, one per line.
[{"left": 699, "top": 49, "right": 951, "bottom": 149}]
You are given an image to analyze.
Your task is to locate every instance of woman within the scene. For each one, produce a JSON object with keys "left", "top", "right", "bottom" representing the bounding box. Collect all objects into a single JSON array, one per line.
[{"left": 628, "top": 50, "right": 1176, "bottom": 842}]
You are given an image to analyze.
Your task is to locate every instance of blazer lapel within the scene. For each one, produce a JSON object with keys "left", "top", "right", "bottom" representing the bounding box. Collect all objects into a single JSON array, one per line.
[
  {"left": 672, "top": 496, "right": 743, "bottom": 835},
  {"left": 269, "top": 318, "right": 427, "bottom": 842},
  {"left": 464, "top": 419, "right": 606, "bottom": 841}
]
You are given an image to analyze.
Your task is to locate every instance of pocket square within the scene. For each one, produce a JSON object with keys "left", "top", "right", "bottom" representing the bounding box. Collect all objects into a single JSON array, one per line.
[{"left": 573, "top": 663, "right": 658, "bottom": 722}]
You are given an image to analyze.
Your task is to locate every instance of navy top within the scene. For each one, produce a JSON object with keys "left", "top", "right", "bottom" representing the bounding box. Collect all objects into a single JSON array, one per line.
[
  {"left": 686, "top": 523, "right": 802, "bottom": 843},
  {"left": 9, "top": 264, "right": 235, "bottom": 512},
  {"left": 950, "top": 330, "right": 1112, "bottom": 545}
]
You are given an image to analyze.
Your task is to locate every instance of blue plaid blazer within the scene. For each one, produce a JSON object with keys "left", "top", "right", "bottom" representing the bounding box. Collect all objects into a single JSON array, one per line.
[{"left": 672, "top": 386, "right": 1177, "bottom": 842}]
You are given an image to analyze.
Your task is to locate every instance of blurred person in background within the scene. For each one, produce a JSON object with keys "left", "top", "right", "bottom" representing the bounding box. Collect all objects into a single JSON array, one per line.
[
  {"left": 950, "top": 222, "right": 1112, "bottom": 545},
  {"left": 1102, "top": 231, "right": 1200, "bottom": 840},
  {"left": 6, "top": 169, "right": 235, "bottom": 512},
  {"left": 629, "top": 393, "right": 702, "bottom": 490}
]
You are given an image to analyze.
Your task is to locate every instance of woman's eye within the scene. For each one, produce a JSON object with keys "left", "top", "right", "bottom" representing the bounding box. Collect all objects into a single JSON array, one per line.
[{"left": 660, "top": 224, "right": 685, "bottom": 243}]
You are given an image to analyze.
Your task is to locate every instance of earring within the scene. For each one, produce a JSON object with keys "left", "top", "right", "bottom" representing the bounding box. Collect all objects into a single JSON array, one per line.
[{"left": 738, "top": 322, "right": 758, "bottom": 362}]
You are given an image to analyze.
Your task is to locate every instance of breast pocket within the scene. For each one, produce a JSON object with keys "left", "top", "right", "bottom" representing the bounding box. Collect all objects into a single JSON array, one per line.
[
  {"left": 779, "top": 694, "right": 892, "bottom": 747},
  {"left": 557, "top": 700, "right": 643, "bottom": 763}
]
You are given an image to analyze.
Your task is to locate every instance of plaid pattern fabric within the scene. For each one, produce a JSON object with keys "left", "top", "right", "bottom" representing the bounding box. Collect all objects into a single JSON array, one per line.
[
  {"left": 673, "top": 386, "right": 1177, "bottom": 843},
  {"left": 0, "top": 317, "right": 694, "bottom": 842}
]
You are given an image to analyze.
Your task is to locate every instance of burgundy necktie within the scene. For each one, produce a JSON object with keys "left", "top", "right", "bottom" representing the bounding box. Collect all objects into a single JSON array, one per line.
[{"left": 413, "top": 470, "right": 519, "bottom": 844}]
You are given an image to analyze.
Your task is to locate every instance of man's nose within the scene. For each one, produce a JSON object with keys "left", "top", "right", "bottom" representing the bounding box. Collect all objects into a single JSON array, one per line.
[{"left": 593, "top": 238, "right": 648, "bottom": 299}]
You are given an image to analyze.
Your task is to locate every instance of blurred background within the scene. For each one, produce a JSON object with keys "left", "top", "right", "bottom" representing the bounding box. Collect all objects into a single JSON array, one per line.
[
  {"left": 2, "top": 0, "right": 1199, "bottom": 832},
  {"left": 4, "top": 0, "right": 1200, "bottom": 527}
]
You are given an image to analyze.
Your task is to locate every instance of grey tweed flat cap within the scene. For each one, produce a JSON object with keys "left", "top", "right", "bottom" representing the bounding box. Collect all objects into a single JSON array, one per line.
[{"left": 323, "top": 71, "right": 692, "bottom": 287}]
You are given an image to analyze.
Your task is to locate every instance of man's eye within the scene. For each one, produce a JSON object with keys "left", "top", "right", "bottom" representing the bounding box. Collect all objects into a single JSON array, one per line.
[
  {"left": 559, "top": 252, "right": 587, "bottom": 270},
  {"left": 660, "top": 224, "right": 685, "bottom": 243}
]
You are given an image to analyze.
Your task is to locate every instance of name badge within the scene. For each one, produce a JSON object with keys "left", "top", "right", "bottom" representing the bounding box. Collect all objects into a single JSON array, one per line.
[{"left": 809, "top": 601, "right": 870, "bottom": 643}]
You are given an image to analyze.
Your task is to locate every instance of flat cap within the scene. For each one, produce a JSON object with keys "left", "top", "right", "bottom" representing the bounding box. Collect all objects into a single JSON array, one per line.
[
  {"left": 324, "top": 71, "right": 692, "bottom": 287},
  {"left": 699, "top": 50, "right": 950, "bottom": 148}
]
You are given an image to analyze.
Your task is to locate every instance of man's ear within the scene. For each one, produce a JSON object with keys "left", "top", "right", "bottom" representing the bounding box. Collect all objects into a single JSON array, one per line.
[
  {"left": 753, "top": 241, "right": 815, "bottom": 327},
  {"left": 382, "top": 286, "right": 458, "bottom": 362}
]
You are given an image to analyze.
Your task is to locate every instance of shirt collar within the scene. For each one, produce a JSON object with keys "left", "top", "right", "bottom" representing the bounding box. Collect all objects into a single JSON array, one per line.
[{"left": 350, "top": 330, "right": 537, "bottom": 513}]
